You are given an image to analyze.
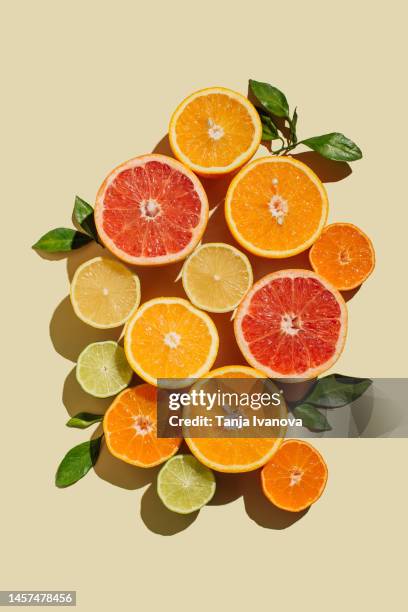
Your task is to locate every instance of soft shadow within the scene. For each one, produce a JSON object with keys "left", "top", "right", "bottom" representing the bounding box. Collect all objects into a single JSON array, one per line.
[
  {"left": 292, "top": 152, "right": 351, "bottom": 183},
  {"left": 209, "top": 472, "right": 245, "bottom": 506},
  {"left": 50, "top": 296, "right": 120, "bottom": 362},
  {"left": 94, "top": 444, "right": 160, "bottom": 490},
  {"left": 140, "top": 483, "right": 198, "bottom": 535},
  {"left": 33, "top": 250, "right": 71, "bottom": 262},
  {"left": 153, "top": 133, "right": 173, "bottom": 157},
  {"left": 242, "top": 471, "right": 309, "bottom": 529},
  {"left": 66, "top": 241, "right": 106, "bottom": 282},
  {"left": 341, "top": 285, "right": 361, "bottom": 303},
  {"left": 62, "top": 367, "right": 113, "bottom": 417}
]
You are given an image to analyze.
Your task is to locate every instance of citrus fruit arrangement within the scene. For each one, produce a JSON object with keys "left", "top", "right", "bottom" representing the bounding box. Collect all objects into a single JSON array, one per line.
[{"left": 34, "top": 79, "right": 375, "bottom": 523}]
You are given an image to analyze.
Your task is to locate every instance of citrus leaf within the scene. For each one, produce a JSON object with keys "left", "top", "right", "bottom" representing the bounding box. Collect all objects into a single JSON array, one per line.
[
  {"left": 301, "top": 133, "right": 362, "bottom": 161},
  {"left": 55, "top": 436, "right": 102, "bottom": 487},
  {"left": 293, "top": 404, "right": 332, "bottom": 432},
  {"left": 305, "top": 374, "right": 372, "bottom": 408},
  {"left": 66, "top": 412, "right": 103, "bottom": 429},
  {"left": 32, "top": 228, "right": 92, "bottom": 252},
  {"left": 290, "top": 107, "right": 298, "bottom": 144},
  {"left": 73, "top": 196, "right": 100, "bottom": 243},
  {"left": 249, "top": 79, "right": 289, "bottom": 118},
  {"left": 259, "top": 113, "right": 280, "bottom": 141}
]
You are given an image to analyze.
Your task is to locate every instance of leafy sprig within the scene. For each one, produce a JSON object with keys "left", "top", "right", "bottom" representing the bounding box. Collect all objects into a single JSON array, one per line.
[
  {"left": 249, "top": 79, "right": 362, "bottom": 162},
  {"left": 290, "top": 374, "right": 372, "bottom": 432},
  {"left": 32, "top": 196, "right": 100, "bottom": 253},
  {"left": 55, "top": 412, "right": 104, "bottom": 487}
]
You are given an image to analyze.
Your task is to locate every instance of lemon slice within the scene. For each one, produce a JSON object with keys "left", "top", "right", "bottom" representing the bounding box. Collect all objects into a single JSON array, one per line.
[
  {"left": 76, "top": 341, "right": 133, "bottom": 398},
  {"left": 70, "top": 257, "right": 141, "bottom": 329},
  {"left": 157, "top": 455, "right": 216, "bottom": 514},
  {"left": 182, "top": 243, "right": 253, "bottom": 313}
]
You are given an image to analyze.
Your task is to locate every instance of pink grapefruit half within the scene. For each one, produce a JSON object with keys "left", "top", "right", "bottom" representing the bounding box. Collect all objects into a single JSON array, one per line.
[
  {"left": 234, "top": 269, "right": 348, "bottom": 379},
  {"left": 94, "top": 154, "right": 209, "bottom": 266}
]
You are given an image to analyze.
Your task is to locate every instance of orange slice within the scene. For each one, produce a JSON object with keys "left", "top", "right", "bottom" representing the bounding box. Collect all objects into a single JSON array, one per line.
[
  {"left": 225, "top": 156, "right": 328, "bottom": 257},
  {"left": 94, "top": 154, "right": 208, "bottom": 266},
  {"left": 169, "top": 87, "right": 262, "bottom": 176},
  {"left": 124, "top": 297, "right": 219, "bottom": 386},
  {"left": 261, "top": 439, "right": 328, "bottom": 512},
  {"left": 103, "top": 384, "right": 181, "bottom": 467},
  {"left": 309, "top": 223, "right": 375, "bottom": 290},
  {"left": 234, "top": 270, "right": 347, "bottom": 379},
  {"left": 185, "top": 365, "right": 286, "bottom": 473}
]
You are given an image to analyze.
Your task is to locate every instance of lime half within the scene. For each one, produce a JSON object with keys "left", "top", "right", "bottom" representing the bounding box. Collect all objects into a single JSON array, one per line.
[
  {"left": 76, "top": 341, "right": 132, "bottom": 398},
  {"left": 157, "top": 455, "right": 216, "bottom": 514}
]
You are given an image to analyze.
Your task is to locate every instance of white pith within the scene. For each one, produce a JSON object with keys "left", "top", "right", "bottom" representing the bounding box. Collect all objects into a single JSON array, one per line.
[
  {"left": 164, "top": 331, "right": 181, "bottom": 349},
  {"left": 140, "top": 199, "right": 161, "bottom": 220},
  {"left": 207, "top": 118, "right": 224, "bottom": 141}
]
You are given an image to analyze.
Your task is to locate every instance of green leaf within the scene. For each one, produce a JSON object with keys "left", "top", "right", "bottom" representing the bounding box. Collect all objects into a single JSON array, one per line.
[
  {"left": 32, "top": 228, "right": 92, "bottom": 252},
  {"left": 249, "top": 79, "right": 290, "bottom": 118},
  {"left": 305, "top": 374, "right": 372, "bottom": 409},
  {"left": 55, "top": 436, "right": 103, "bottom": 487},
  {"left": 66, "top": 412, "right": 103, "bottom": 429},
  {"left": 73, "top": 196, "right": 100, "bottom": 243},
  {"left": 301, "top": 133, "right": 362, "bottom": 162},
  {"left": 293, "top": 404, "right": 332, "bottom": 432},
  {"left": 290, "top": 107, "right": 298, "bottom": 144},
  {"left": 259, "top": 113, "right": 280, "bottom": 140}
]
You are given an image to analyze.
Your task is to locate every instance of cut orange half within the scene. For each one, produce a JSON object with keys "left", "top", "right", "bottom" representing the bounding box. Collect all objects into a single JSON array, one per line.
[
  {"left": 103, "top": 384, "right": 181, "bottom": 467},
  {"left": 234, "top": 269, "right": 347, "bottom": 379},
  {"left": 225, "top": 156, "right": 328, "bottom": 258},
  {"left": 169, "top": 87, "right": 262, "bottom": 176},
  {"left": 94, "top": 154, "right": 208, "bottom": 266},
  {"left": 185, "top": 365, "right": 286, "bottom": 473},
  {"left": 124, "top": 297, "right": 219, "bottom": 386},
  {"left": 309, "top": 223, "right": 375, "bottom": 290},
  {"left": 261, "top": 439, "right": 328, "bottom": 512}
]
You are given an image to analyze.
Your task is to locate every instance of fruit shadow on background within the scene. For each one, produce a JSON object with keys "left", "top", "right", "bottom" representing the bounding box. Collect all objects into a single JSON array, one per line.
[{"left": 44, "top": 134, "right": 357, "bottom": 535}]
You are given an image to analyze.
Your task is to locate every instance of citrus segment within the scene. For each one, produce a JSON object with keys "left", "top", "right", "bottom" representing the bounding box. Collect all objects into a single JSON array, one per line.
[
  {"left": 169, "top": 87, "right": 262, "bottom": 176},
  {"left": 182, "top": 242, "right": 253, "bottom": 313},
  {"left": 70, "top": 257, "right": 140, "bottom": 328},
  {"left": 225, "top": 156, "right": 328, "bottom": 258},
  {"left": 234, "top": 270, "right": 347, "bottom": 379},
  {"left": 94, "top": 154, "right": 208, "bottom": 266},
  {"left": 124, "top": 297, "right": 219, "bottom": 386},
  {"left": 309, "top": 223, "right": 375, "bottom": 290},
  {"left": 185, "top": 366, "right": 286, "bottom": 473},
  {"left": 157, "top": 455, "right": 216, "bottom": 514},
  {"left": 103, "top": 384, "right": 181, "bottom": 467},
  {"left": 261, "top": 439, "right": 328, "bottom": 512},
  {"left": 76, "top": 341, "right": 133, "bottom": 398}
]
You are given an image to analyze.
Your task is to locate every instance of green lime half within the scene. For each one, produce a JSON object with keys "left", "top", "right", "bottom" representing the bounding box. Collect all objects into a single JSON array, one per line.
[
  {"left": 76, "top": 341, "right": 132, "bottom": 398},
  {"left": 157, "top": 455, "right": 216, "bottom": 514}
]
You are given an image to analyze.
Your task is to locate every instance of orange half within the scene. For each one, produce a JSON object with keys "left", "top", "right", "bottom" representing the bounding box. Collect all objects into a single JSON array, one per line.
[
  {"left": 103, "top": 385, "right": 181, "bottom": 467},
  {"left": 225, "top": 156, "right": 328, "bottom": 258},
  {"left": 124, "top": 297, "right": 219, "bottom": 386},
  {"left": 185, "top": 365, "right": 286, "bottom": 473},
  {"left": 309, "top": 223, "right": 375, "bottom": 290},
  {"left": 169, "top": 87, "right": 262, "bottom": 176},
  {"left": 261, "top": 439, "right": 328, "bottom": 512}
]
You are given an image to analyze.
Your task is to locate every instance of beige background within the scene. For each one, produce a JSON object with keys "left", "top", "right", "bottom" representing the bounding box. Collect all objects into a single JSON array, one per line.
[{"left": 1, "top": 1, "right": 407, "bottom": 610}]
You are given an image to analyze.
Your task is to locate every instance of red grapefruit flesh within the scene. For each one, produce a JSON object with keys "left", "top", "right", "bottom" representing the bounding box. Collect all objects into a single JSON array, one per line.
[
  {"left": 94, "top": 154, "right": 209, "bottom": 266},
  {"left": 234, "top": 269, "right": 348, "bottom": 379}
]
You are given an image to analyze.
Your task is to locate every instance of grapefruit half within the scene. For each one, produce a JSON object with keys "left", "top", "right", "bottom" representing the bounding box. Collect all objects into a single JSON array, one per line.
[
  {"left": 234, "top": 269, "right": 347, "bottom": 379},
  {"left": 94, "top": 154, "right": 209, "bottom": 266}
]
